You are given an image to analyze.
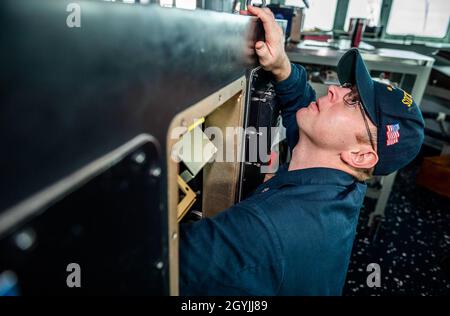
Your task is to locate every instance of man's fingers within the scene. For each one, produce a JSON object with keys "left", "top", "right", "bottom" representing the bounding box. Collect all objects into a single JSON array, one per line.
[
  {"left": 262, "top": 7, "right": 275, "bottom": 18},
  {"left": 255, "top": 41, "right": 271, "bottom": 64},
  {"left": 255, "top": 41, "right": 265, "bottom": 50},
  {"left": 248, "top": 5, "right": 272, "bottom": 22},
  {"left": 248, "top": 6, "right": 277, "bottom": 34},
  {"left": 247, "top": 5, "right": 261, "bottom": 15},
  {"left": 248, "top": 6, "right": 280, "bottom": 44},
  {"left": 248, "top": 6, "right": 283, "bottom": 70}
]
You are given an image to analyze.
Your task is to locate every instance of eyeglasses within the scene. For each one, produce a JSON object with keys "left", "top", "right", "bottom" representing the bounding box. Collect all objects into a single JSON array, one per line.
[{"left": 341, "top": 83, "right": 376, "bottom": 151}]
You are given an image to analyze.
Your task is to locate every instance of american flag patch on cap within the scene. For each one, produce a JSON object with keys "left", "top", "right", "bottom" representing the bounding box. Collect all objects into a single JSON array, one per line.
[{"left": 386, "top": 123, "right": 400, "bottom": 146}]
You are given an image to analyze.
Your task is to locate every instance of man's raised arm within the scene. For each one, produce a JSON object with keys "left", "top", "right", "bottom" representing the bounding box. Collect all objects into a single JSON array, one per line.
[{"left": 248, "top": 5, "right": 316, "bottom": 149}]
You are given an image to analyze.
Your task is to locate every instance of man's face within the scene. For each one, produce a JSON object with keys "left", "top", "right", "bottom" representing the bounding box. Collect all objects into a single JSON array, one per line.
[{"left": 296, "top": 85, "right": 374, "bottom": 152}]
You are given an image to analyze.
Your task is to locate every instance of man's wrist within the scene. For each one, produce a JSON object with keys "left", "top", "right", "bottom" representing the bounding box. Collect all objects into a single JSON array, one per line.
[{"left": 272, "top": 57, "right": 291, "bottom": 82}]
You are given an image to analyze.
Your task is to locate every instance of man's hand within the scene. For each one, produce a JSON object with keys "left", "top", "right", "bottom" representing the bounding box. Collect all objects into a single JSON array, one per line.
[{"left": 248, "top": 5, "right": 291, "bottom": 82}]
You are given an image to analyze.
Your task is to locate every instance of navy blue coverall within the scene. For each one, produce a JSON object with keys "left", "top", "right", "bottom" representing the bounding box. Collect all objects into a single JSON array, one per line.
[{"left": 179, "top": 64, "right": 367, "bottom": 295}]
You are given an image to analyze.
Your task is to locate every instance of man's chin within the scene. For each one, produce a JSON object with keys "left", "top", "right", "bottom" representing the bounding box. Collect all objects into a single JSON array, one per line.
[{"left": 296, "top": 107, "right": 311, "bottom": 126}]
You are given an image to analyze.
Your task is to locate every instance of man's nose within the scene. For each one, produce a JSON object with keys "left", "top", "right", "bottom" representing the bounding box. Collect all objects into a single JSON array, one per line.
[{"left": 327, "top": 85, "right": 340, "bottom": 104}]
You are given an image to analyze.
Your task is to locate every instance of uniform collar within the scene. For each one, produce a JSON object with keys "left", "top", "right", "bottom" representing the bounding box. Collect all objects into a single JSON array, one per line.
[{"left": 260, "top": 166, "right": 360, "bottom": 191}]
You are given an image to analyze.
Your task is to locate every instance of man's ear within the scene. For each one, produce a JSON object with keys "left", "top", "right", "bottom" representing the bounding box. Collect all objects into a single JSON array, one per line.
[{"left": 341, "top": 147, "right": 379, "bottom": 170}]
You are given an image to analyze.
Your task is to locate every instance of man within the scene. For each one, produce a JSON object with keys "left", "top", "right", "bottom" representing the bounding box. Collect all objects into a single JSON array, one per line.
[{"left": 179, "top": 6, "right": 424, "bottom": 295}]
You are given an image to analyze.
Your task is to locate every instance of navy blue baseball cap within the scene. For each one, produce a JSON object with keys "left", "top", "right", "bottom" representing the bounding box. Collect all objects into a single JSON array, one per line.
[{"left": 337, "top": 48, "right": 425, "bottom": 176}]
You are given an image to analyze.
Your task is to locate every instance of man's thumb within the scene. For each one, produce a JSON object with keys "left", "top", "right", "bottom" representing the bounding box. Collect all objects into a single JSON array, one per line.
[{"left": 255, "top": 41, "right": 268, "bottom": 56}]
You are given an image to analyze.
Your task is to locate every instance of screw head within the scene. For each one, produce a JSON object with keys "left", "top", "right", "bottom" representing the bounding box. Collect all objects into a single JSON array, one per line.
[
  {"left": 149, "top": 167, "right": 161, "bottom": 177},
  {"left": 133, "top": 152, "right": 146, "bottom": 164},
  {"left": 14, "top": 229, "right": 36, "bottom": 251}
]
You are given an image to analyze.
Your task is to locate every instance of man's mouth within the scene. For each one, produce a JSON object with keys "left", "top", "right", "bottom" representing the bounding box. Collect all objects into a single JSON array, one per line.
[{"left": 310, "top": 101, "right": 319, "bottom": 112}]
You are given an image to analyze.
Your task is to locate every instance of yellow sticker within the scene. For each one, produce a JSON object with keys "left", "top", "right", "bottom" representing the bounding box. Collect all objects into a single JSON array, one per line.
[{"left": 187, "top": 117, "right": 205, "bottom": 132}]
